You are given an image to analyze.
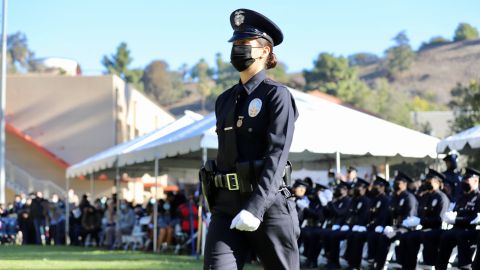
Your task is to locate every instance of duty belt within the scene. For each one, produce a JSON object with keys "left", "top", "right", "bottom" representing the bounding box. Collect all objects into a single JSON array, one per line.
[{"left": 214, "top": 173, "right": 240, "bottom": 191}]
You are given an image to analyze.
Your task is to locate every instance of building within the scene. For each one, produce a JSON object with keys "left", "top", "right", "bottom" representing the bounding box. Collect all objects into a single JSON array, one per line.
[{"left": 3, "top": 74, "right": 175, "bottom": 202}]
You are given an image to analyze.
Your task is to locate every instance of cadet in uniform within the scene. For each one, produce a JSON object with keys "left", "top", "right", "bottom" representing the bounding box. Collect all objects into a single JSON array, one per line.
[
  {"left": 442, "top": 154, "right": 462, "bottom": 203},
  {"left": 203, "top": 9, "right": 300, "bottom": 270},
  {"left": 400, "top": 169, "right": 449, "bottom": 270},
  {"left": 325, "top": 178, "right": 371, "bottom": 270},
  {"left": 436, "top": 167, "right": 480, "bottom": 270},
  {"left": 372, "top": 171, "right": 417, "bottom": 270}
]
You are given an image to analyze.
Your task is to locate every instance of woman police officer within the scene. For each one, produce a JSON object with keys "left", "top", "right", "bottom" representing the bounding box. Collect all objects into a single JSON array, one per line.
[{"left": 203, "top": 8, "right": 300, "bottom": 270}]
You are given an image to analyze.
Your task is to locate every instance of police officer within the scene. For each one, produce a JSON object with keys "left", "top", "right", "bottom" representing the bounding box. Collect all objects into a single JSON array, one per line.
[
  {"left": 436, "top": 167, "right": 480, "bottom": 270},
  {"left": 371, "top": 171, "right": 417, "bottom": 270},
  {"left": 400, "top": 169, "right": 449, "bottom": 270},
  {"left": 292, "top": 179, "right": 310, "bottom": 224},
  {"left": 325, "top": 178, "right": 370, "bottom": 270},
  {"left": 203, "top": 8, "right": 300, "bottom": 270},
  {"left": 442, "top": 154, "right": 462, "bottom": 203},
  {"left": 300, "top": 179, "right": 331, "bottom": 268}
]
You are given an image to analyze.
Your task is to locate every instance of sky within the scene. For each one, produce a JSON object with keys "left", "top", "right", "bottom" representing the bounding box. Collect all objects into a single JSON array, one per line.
[{"left": 6, "top": 0, "right": 480, "bottom": 75}]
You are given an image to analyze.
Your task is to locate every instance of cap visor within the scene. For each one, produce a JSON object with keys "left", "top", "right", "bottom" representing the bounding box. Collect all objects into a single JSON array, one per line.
[{"left": 228, "top": 32, "right": 261, "bottom": 42}]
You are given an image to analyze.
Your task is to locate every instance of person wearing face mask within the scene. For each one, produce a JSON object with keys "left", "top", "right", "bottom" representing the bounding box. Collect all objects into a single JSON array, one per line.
[
  {"left": 442, "top": 154, "right": 462, "bottom": 203},
  {"left": 399, "top": 169, "right": 449, "bottom": 270},
  {"left": 203, "top": 9, "right": 299, "bottom": 270},
  {"left": 300, "top": 179, "right": 331, "bottom": 268},
  {"left": 371, "top": 171, "right": 417, "bottom": 270},
  {"left": 324, "top": 178, "right": 370, "bottom": 270},
  {"left": 436, "top": 167, "right": 480, "bottom": 270},
  {"left": 114, "top": 200, "right": 135, "bottom": 249}
]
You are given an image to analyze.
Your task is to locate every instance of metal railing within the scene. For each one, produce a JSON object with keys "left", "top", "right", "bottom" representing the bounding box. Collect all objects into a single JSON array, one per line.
[{"left": 5, "top": 160, "right": 65, "bottom": 198}]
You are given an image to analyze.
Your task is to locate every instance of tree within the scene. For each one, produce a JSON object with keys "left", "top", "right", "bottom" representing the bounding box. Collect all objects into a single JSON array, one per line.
[
  {"left": 0, "top": 32, "right": 36, "bottom": 73},
  {"left": 266, "top": 61, "right": 290, "bottom": 84},
  {"left": 142, "top": 60, "right": 183, "bottom": 106},
  {"left": 449, "top": 80, "right": 480, "bottom": 167},
  {"left": 348, "top": 53, "right": 380, "bottom": 66},
  {"left": 191, "top": 59, "right": 214, "bottom": 111},
  {"left": 453, "top": 23, "right": 479, "bottom": 42},
  {"left": 419, "top": 36, "right": 450, "bottom": 51},
  {"left": 102, "top": 42, "right": 143, "bottom": 90},
  {"left": 303, "top": 53, "right": 351, "bottom": 90},
  {"left": 384, "top": 31, "right": 415, "bottom": 79}
]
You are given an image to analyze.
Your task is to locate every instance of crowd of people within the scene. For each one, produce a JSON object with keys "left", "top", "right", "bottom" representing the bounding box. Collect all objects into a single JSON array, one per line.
[
  {"left": 0, "top": 189, "right": 200, "bottom": 254},
  {"left": 2, "top": 154, "right": 480, "bottom": 269},
  {"left": 292, "top": 154, "right": 480, "bottom": 270}
]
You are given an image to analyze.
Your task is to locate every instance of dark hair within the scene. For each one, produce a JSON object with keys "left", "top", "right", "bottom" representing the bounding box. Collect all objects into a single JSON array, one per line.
[{"left": 256, "top": 38, "right": 277, "bottom": 69}]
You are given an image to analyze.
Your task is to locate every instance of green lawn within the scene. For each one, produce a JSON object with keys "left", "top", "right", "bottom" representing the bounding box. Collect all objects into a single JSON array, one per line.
[{"left": 0, "top": 245, "right": 263, "bottom": 270}]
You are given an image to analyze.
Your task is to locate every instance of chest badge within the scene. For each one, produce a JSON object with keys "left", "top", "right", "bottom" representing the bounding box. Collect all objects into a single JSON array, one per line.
[
  {"left": 399, "top": 198, "right": 404, "bottom": 206},
  {"left": 432, "top": 198, "right": 438, "bottom": 207},
  {"left": 376, "top": 201, "right": 382, "bottom": 208},
  {"left": 236, "top": 116, "right": 244, "bottom": 128},
  {"left": 357, "top": 202, "right": 363, "bottom": 209},
  {"left": 248, "top": 98, "right": 262, "bottom": 117}
]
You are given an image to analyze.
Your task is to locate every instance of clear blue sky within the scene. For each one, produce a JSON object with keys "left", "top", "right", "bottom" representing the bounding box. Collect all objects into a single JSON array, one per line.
[{"left": 7, "top": 0, "right": 480, "bottom": 75}]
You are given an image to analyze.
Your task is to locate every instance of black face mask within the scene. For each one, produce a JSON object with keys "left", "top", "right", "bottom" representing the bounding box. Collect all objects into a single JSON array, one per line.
[
  {"left": 230, "top": 45, "right": 256, "bottom": 72},
  {"left": 393, "top": 182, "right": 401, "bottom": 192},
  {"left": 353, "top": 189, "right": 362, "bottom": 197},
  {"left": 333, "top": 189, "right": 342, "bottom": 198},
  {"left": 423, "top": 181, "right": 433, "bottom": 191},
  {"left": 461, "top": 182, "right": 472, "bottom": 193},
  {"left": 370, "top": 187, "right": 380, "bottom": 197}
]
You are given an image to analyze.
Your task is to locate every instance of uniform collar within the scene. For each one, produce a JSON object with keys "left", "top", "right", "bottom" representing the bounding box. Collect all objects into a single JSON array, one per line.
[{"left": 241, "top": 70, "right": 266, "bottom": 95}]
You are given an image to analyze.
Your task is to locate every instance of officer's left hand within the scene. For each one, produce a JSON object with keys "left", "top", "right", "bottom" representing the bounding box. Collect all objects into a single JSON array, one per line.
[
  {"left": 443, "top": 211, "right": 457, "bottom": 224},
  {"left": 230, "top": 210, "right": 261, "bottom": 231},
  {"left": 296, "top": 199, "right": 309, "bottom": 209},
  {"left": 357, "top": 226, "right": 367, "bottom": 232}
]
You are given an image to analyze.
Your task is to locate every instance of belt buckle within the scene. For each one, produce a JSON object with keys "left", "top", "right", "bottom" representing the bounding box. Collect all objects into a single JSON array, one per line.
[{"left": 226, "top": 173, "right": 239, "bottom": 191}]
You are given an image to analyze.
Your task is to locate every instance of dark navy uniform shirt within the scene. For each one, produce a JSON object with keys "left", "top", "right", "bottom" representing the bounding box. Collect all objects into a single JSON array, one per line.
[
  {"left": 418, "top": 190, "right": 449, "bottom": 229},
  {"left": 390, "top": 190, "right": 418, "bottom": 227},
  {"left": 368, "top": 193, "right": 390, "bottom": 229},
  {"left": 453, "top": 189, "right": 480, "bottom": 229},
  {"left": 214, "top": 70, "right": 298, "bottom": 221}
]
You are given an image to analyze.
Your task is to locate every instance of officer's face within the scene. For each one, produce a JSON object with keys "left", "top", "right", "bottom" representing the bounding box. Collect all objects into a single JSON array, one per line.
[
  {"left": 233, "top": 39, "right": 270, "bottom": 62},
  {"left": 347, "top": 170, "right": 357, "bottom": 180},
  {"left": 294, "top": 185, "right": 307, "bottom": 197},
  {"left": 465, "top": 175, "right": 479, "bottom": 191}
]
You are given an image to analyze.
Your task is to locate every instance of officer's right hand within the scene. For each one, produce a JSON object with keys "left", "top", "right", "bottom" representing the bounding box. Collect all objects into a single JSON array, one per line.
[
  {"left": 230, "top": 210, "right": 261, "bottom": 231},
  {"left": 374, "top": 226, "right": 384, "bottom": 233},
  {"left": 340, "top": 225, "right": 349, "bottom": 231},
  {"left": 383, "top": 226, "right": 395, "bottom": 238},
  {"left": 331, "top": 224, "right": 340, "bottom": 231}
]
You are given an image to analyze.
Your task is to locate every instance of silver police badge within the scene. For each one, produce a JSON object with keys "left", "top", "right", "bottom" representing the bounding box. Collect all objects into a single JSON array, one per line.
[
  {"left": 399, "top": 198, "right": 404, "bottom": 206},
  {"left": 376, "top": 201, "right": 382, "bottom": 208},
  {"left": 432, "top": 199, "right": 438, "bottom": 207},
  {"left": 248, "top": 98, "right": 262, "bottom": 117},
  {"left": 234, "top": 10, "right": 245, "bottom": 26},
  {"left": 357, "top": 202, "right": 363, "bottom": 209}
]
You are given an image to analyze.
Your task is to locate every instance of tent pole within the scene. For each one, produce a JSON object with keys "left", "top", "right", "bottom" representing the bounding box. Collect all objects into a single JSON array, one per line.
[
  {"left": 65, "top": 177, "right": 70, "bottom": 245},
  {"left": 385, "top": 158, "right": 390, "bottom": 180},
  {"left": 115, "top": 164, "right": 120, "bottom": 242},
  {"left": 153, "top": 158, "right": 159, "bottom": 252},
  {"left": 336, "top": 152, "right": 341, "bottom": 174},
  {"left": 90, "top": 173, "right": 94, "bottom": 200}
]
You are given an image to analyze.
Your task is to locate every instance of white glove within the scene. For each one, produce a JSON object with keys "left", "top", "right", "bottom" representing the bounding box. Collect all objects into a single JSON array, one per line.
[
  {"left": 230, "top": 210, "right": 261, "bottom": 231},
  {"left": 352, "top": 225, "right": 359, "bottom": 232},
  {"left": 402, "top": 216, "right": 420, "bottom": 227},
  {"left": 323, "top": 189, "right": 333, "bottom": 202},
  {"left": 318, "top": 192, "right": 329, "bottom": 206},
  {"left": 340, "top": 225, "right": 350, "bottom": 231},
  {"left": 357, "top": 226, "right": 367, "bottom": 232},
  {"left": 443, "top": 211, "right": 457, "bottom": 224},
  {"left": 296, "top": 199, "right": 309, "bottom": 209},
  {"left": 375, "top": 226, "right": 384, "bottom": 233},
  {"left": 383, "top": 226, "right": 395, "bottom": 239},
  {"left": 332, "top": 224, "right": 340, "bottom": 231},
  {"left": 470, "top": 213, "right": 480, "bottom": 225}
]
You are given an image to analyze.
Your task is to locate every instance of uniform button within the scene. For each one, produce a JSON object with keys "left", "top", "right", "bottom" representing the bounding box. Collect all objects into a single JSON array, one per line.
[{"left": 248, "top": 128, "right": 252, "bottom": 132}]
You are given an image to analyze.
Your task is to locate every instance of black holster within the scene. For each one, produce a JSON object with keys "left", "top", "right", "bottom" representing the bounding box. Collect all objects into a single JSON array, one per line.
[{"left": 199, "top": 160, "right": 217, "bottom": 211}]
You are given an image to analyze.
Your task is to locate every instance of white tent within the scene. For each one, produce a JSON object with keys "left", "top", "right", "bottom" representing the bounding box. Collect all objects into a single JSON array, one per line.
[
  {"left": 112, "top": 88, "right": 439, "bottom": 171},
  {"left": 437, "top": 125, "right": 480, "bottom": 154}
]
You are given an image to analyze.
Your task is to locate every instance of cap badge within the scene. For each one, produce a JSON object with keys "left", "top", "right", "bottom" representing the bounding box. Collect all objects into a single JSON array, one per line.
[
  {"left": 234, "top": 10, "right": 245, "bottom": 26},
  {"left": 248, "top": 98, "right": 262, "bottom": 117}
]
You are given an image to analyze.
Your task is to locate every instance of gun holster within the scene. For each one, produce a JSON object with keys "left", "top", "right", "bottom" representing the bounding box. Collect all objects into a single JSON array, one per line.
[{"left": 199, "top": 160, "right": 217, "bottom": 211}]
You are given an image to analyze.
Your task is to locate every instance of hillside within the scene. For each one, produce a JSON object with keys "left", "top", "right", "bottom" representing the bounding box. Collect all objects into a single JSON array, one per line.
[{"left": 359, "top": 39, "right": 480, "bottom": 104}]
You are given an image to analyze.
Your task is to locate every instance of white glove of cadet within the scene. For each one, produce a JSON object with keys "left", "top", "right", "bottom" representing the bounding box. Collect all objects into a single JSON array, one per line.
[
  {"left": 230, "top": 210, "right": 261, "bottom": 231},
  {"left": 331, "top": 224, "right": 340, "bottom": 231},
  {"left": 402, "top": 216, "right": 420, "bottom": 228},
  {"left": 357, "top": 226, "right": 367, "bottom": 232},
  {"left": 470, "top": 213, "right": 480, "bottom": 225},
  {"left": 383, "top": 226, "right": 395, "bottom": 239},
  {"left": 352, "top": 225, "right": 359, "bottom": 232},
  {"left": 340, "top": 225, "right": 350, "bottom": 231},
  {"left": 318, "top": 192, "right": 329, "bottom": 207},
  {"left": 296, "top": 199, "right": 309, "bottom": 209},
  {"left": 443, "top": 211, "right": 457, "bottom": 224},
  {"left": 375, "top": 226, "right": 384, "bottom": 233}
]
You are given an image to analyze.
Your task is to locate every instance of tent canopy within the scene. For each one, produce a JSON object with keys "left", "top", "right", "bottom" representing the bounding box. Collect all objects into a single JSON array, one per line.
[
  {"left": 67, "top": 89, "right": 440, "bottom": 178},
  {"left": 437, "top": 125, "right": 480, "bottom": 154}
]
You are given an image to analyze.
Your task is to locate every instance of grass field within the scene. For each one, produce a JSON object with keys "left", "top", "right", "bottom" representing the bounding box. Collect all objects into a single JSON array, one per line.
[{"left": 0, "top": 245, "right": 263, "bottom": 270}]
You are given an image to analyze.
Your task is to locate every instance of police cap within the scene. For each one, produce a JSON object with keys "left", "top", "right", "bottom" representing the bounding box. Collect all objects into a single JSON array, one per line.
[
  {"left": 463, "top": 167, "right": 480, "bottom": 180},
  {"left": 394, "top": 171, "right": 413, "bottom": 183},
  {"left": 354, "top": 178, "right": 370, "bottom": 188},
  {"left": 229, "top": 9, "right": 283, "bottom": 46},
  {"left": 425, "top": 169, "right": 446, "bottom": 182},
  {"left": 373, "top": 175, "right": 389, "bottom": 187}
]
